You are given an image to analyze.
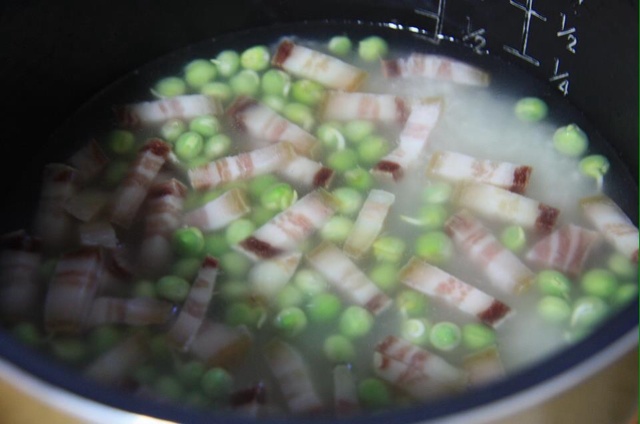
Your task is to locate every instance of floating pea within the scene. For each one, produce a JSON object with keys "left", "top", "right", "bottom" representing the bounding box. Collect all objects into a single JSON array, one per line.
[
  {"left": 372, "top": 236, "right": 406, "bottom": 263},
  {"left": 358, "top": 36, "right": 389, "bottom": 61},
  {"left": 611, "top": 283, "right": 638, "bottom": 308},
  {"left": 422, "top": 182, "right": 453, "bottom": 204},
  {"left": 344, "top": 167, "right": 374, "bottom": 192},
  {"left": 536, "top": 270, "right": 572, "bottom": 299},
  {"left": 415, "top": 231, "right": 453, "bottom": 264},
  {"left": 261, "top": 94, "right": 287, "bottom": 112},
  {"left": 201, "top": 367, "right": 233, "bottom": 399},
  {"left": 294, "top": 269, "right": 327, "bottom": 298},
  {"left": 184, "top": 59, "right": 217, "bottom": 89},
  {"left": 214, "top": 50, "right": 240, "bottom": 78},
  {"left": 12, "top": 322, "right": 42, "bottom": 347},
  {"left": 106, "top": 130, "right": 135, "bottom": 155},
  {"left": 581, "top": 268, "right": 618, "bottom": 298},
  {"left": 172, "top": 227, "right": 205, "bottom": 257},
  {"left": 275, "top": 285, "right": 304, "bottom": 309},
  {"left": 571, "top": 296, "right": 608, "bottom": 329},
  {"left": 156, "top": 275, "right": 190, "bottom": 303},
  {"left": 153, "top": 76, "right": 186, "bottom": 98},
  {"left": 537, "top": 296, "right": 571, "bottom": 323},
  {"left": 240, "top": 45, "right": 270, "bottom": 72},
  {"left": 579, "top": 154, "right": 609, "bottom": 181},
  {"left": 327, "top": 148, "right": 359, "bottom": 172},
  {"left": 358, "top": 378, "right": 392, "bottom": 409},
  {"left": 177, "top": 360, "right": 206, "bottom": 388},
  {"left": 229, "top": 69, "right": 260, "bottom": 96},
  {"left": 155, "top": 375, "right": 185, "bottom": 401},
  {"left": 553, "top": 124, "right": 588, "bottom": 157},
  {"left": 323, "top": 334, "right": 356, "bottom": 363},
  {"left": 500, "top": 225, "right": 527, "bottom": 252},
  {"left": 203, "top": 232, "right": 229, "bottom": 257},
  {"left": 320, "top": 215, "right": 354, "bottom": 244},
  {"left": 225, "top": 219, "right": 256, "bottom": 246},
  {"left": 328, "top": 35, "right": 352, "bottom": 57},
  {"left": 171, "top": 257, "right": 202, "bottom": 281},
  {"left": 175, "top": 131, "right": 204, "bottom": 161},
  {"left": 133, "top": 279, "right": 156, "bottom": 298},
  {"left": 343, "top": 120, "right": 376, "bottom": 144},
  {"left": 291, "top": 79, "right": 325, "bottom": 106},
  {"left": 316, "top": 122, "right": 346, "bottom": 151},
  {"left": 218, "top": 280, "right": 249, "bottom": 302},
  {"left": 401, "top": 318, "right": 431, "bottom": 346},
  {"left": 306, "top": 292, "right": 341, "bottom": 324},
  {"left": 260, "top": 182, "right": 297, "bottom": 211},
  {"left": 369, "top": 263, "right": 400, "bottom": 293},
  {"left": 160, "top": 119, "right": 186, "bottom": 143},
  {"left": 189, "top": 115, "right": 220, "bottom": 137},
  {"left": 357, "top": 134, "right": 390, "bottom": 166},
  {"left": 339, "top": 306, "right": 374, "bottom": 338},
  {"left": 430, "top": 321, "right": 461, "bottom": 351},
  {"left": 200, "top": 81, "right": 233, "bottom": 103},
  {"left": 396, "top": 289, "right": 427, "bottom": 318},
  {"left": 462, "top": 323, "right": 496, "bottom": 351},
  {"left": 219, "top": 251, "right": 251, "bottom": 278},
  {"left": 514, "top": 97, "right": 548, "bottom": 122},
  {"left": 282, "top": 102, "right": 315, "bottom": 131},
  {"left": 203, "top": 133, "right": 232, "bottom": 160},
  {"left": 332, "top": 187, "right": 363, "bottom": 215},
  {"left": 607, "top": 253, "right": 637, "bottom": 278},
  {"left": 273, "top": 307, "right": 308, "bottom": 338}
]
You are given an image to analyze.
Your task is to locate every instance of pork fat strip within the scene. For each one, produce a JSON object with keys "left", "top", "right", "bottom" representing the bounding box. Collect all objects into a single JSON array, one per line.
[
  {"left": 236, "top": 189, "right": 338, "bottom": 261},
  {"left": 116, "top": 94, "right": 223, "bottom": 128},
  {"left": 264, "top": 339, "right": 324, "bottom": 415},
  {"left": 463, "top": 346, "right": 506, "bottom": 387},
  {"left": 426, "top": 150, "right": 532, "bottom": 194},
  {"left": 188, "top": 141, "right": 296, "bottom": 191},
  {"left": 67, "top": 139, "right": 109, "bottom": 183},
  {"left": 44, "top": 246, "right": 103, "bottom": 333},
  {"left": 249, "top": 251, "right": 302, "bottom": 301},
  {"left": 526, "top": 224, "right": 602, "bottom": 276},
  {"left": 333, "top": 364, "right": 360, "bottom": 417},
  {"left": 98, "top": 243, "right": 135, "bottom": 294},
  {"left": 183, "top": 188, "right": 250, "bottom": 231},
  {"left": 453, "top": 182, "right": 559, "bottom": 232},
  {"left": 272, "top": 39, "right": 367, "bottom": 91},
  {"left": 372, "top": 352, "right": 448, "bottom": 401},
  {"left": 227, "top": 96, "right": 319, "bottom": 156},
  {"left": 382, "top": 53, "right": 490, "bottom": 86},
  {"left": 78, "top": 221, "right": 119, "bottom": 249},
  {"left": 189, "top": 320, "right": 252, "bottom": 367},
  {"left": 343, "top": 189, "right": 395, "bottom": 260},
  {"left": 277, "top": 155, "right": 334, "bottom": 189},
  {"left": 319, "top": 91, "right": 412, "bottom": 124},
  {"left": 33, "top": 163, "right": 80, "bottom": 249},
  {"left": 306, "top": 241, "right": 392, "bottom": 315},
  {"left": 87, "top": 297, "right": 175, "bottom": 327},
  {"left": 64, "top": 189, "right": 110, "bottom": 222},
  {"left": 400, "top": 258, "right": 512, "bottom": 328},
  {"left": 581, "top": 195, "right": 639, "bottom": 263},
  {"left": 84, "top": 332, "right": 149, "bottom": 386},
  {"left": 372, "top": 100, "right": 443, "bottom": 181},
  {"left": 445, "top": 210, "right": 535, "bottom": 294},
  {"left": 110, "top": 139, "right": 171, "bottom": 229},
  {"left": 0, "top": 230, "right": 42, "bottom": 321},
  {"left": 167, "top": 256, "right": 219, "bottom": 352}
]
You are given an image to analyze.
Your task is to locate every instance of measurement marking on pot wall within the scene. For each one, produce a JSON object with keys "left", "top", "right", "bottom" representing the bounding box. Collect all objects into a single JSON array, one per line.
[
  {"left": 463, "top": 17, "right": 488, "bottom": 55},
  {"left": 414, "top": 0, "right": 447, "bottom": 43},
  {"left": 549, "top": 57, "right": 570, "bottom": 96},
  {"left": 558, "top": 12, "right": 577, "bottom": 54},
  {"left": 503, "top": 0, "right": 547, "bottom": 66}
]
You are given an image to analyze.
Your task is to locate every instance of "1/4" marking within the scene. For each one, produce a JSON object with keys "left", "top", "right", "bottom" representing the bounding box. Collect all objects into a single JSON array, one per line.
[{"left": 549, "top": 58, "right": 570, "bottom": 96}]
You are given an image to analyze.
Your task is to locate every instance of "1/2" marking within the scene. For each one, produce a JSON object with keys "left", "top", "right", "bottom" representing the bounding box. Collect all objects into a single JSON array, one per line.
[{"left": 558, "top": 12, "right": 578, "bottom": 53}]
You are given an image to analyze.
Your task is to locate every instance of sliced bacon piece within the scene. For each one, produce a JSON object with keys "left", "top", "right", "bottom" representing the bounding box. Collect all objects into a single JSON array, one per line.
[
  {"left": 188, "top": 141, "right": 296, "bottom": 191},
  {"left": 526, "top": 224, "right": 602, "bottom": 276},
  {"left": 333, "top": 364, "right": 360, "bottom": 417},
  {"left": 67, "top": 139, "right": 109, "bottom": 183},
  {"left": 463, "top": 346, "right": 506, "bottom": 387},
  {"left": 78, "top": 221, "right": 118, "bottom": 249},
  {"left": 167, "top": 256, "right": 219, "bottom": 352},
  {"left": 343, "top": 189, "right": 395, "bottom": 260},
  {"left": 272, "top": 39, "right": 367, "bottom": 91},
  {"left": 372, "top": 100, "right": 443, "bottom": 181},
  {"left": 183, "top": 188, "right": 250, "bottom": 231},
  {"left": 426, "top": 150, "right": 532, "bottom": 194},
  {"left": 33, "top": 163, "right": 80, "bottom": 248},
  {"left": 84, "top": 332, "right": 149, "bottom": 386},
  {"left": 249, "top": 251, "right": 302, "bottom": 300},
  {"left": 98, "top": 243, "right": 135, "bottom": 293},
  {"left": 306, "top": 241, "right": 391, "bottom": 315},
  {"left": 86, "top": 296, "right": 174, "bottom": 327},
  {"left": 453, "top": 182, "right": 560, "bottom": 232},
  {"left": 236, "top": 189, "right": 337, "bottom": 261},
  {"left": 227, "top": 97, "right": 319, "bottom": 156},
  {"left": 115, "top": 94, "right": 223, "bottom": 128},
  {"left": 375, "top": 335, "right": 466, "bottom": 387},
  {"left": 64, "top": 189, "right": 110, "bottom": 222},
  {"left": 372, "top": 352, "right": 446, "bottom": 401},
  {"left": 278, "top": 155, "right": 334, "bottom": 189},
  {"left": 0, "top": 230, "right": 42, "bottom": 321},
  {"left": 189, "top": 320, "right": 252, "bottom": 367},
  {"left": 400, "top": 258, "right": 512, "bottom": 327},
  {"left": 44, "top": 246, "right": 103, "bottom": 333},
  {"left": 231, "top": 383, "right": 267, "bottom": 417},
  {"left": 319, "top": 91, "right": 412, "bottom": 124},
  {"left": 110, "top": 139, "right": 171, "bottom": 229},
  {"left": 264, "top": 339, "right": 324, "bottom": 414},
  {"left": 382, "top": 53, "right": 490, "bottom": 86},
  {"left": 581, "top": 195, "right": 639, "bottom": 263},
  {"left": 445, "top": 210, "right": 535, "bottom": 294}
]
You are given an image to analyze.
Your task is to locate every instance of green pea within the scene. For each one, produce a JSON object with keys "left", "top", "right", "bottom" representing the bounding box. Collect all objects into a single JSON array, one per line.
[
  {"left": 327, "top": 148, "right": 359, "bottom": 172},
  {"left": 275, "top": 285, "right": 304, "bottom": 309},
  {"left": 328, "top": 35, "right": 352, "bottom": 57},
  {"left": 316, "top": 122, "right": 346, "bottom": 151},
  {"left": 248, "top": 174, "right": 281, "bottom": 199},
  {"left": 320, "top": 215, "right": 354, "bottom": 244},
  {"left": 133, "top": 364, "right": 158, "bottom": 385},
  {"left": 214, "top": 50, "right": 241, "bottom": 78},
  {"left": 607, "top": 253, "right": 637, "bottom": 278},
  {"left": 358, "top": 36, "right": 388, "bottom": 61},
  {"left": 396, "top": 289, "right": 428, "bottom": 318},
  {"left": 218, "top": 280, "right": 250, "bottom": 302},
  {"left": 153, "top": 76, "right": 187, "bottom": 98},
  {"left": 403, "top": 204, "right": 448, "bottom": 229},
  {"left": 250, "top": 205, "right": 277, "bottom": 226},
  {"left": 553, "top": 124, "right": 588, "bottom": 157},
  {"left": 294, "top": 269, "right": 327, "bottom": 297},
  {"left": 51, "top": 338, "right": 88, "bottom": 363},
  {"left": 260, "top": 182, "right": 297, "bottom": 211},
  {"left": 357, "top": 134, "right": 389, "bottom": 166},
  {"left": 189, "top": 116, "right": 220, "bottom": 137},
  {"left": 357, "top": 378, "right": 392, "bottom": 409},
  {"left": 537, "top": 296, "right": 571, "bottom": 323},
  {"left": 579, "top": 154, "right": 609, "bottom": 182},
  {"left": 184, "top": 59, "right": 217, "bottom": 89},
  {"left": 369, "top": 263, "right": 400, "bottom": 293},
  {"left": 177, "top": 360, "right": 206, "bottom": 388},
  {"left": 230, "top": 69, "right": 261, "bottom": 97},
  {"left": 571, "top": 296, "right": 608, "bottom": 329},
  {"left": 149, "top": 334, "right": 172, "bottom": 363},
  {"left": 171, "top": 257, "right": 202, "bottom": 281},
  {"left": 611, "top": 283, "right": 638, "bottom": 308},
  {"left": 175, "top": 131, "right": 204, "bottom": 161},
  {"left": 291, "top": 79, "right": 325, "bottom": 106},
  {"left": 261, "top": 69, "right": 291, "bottom": 97},
  {"left": 160, "top": 119, "right": 187, "bottom": 143},
  {"left": 273, "top": 307, "right": 308, "bottom": 338},
  {"left": 156, "top": 275, "right": 190, "bottom": 303},
  {"left": 344, "top": 120, "right": 376, "bottom": 144},
  {"left": 462, "top": 323, "right": 496, "bottom": 351},
  {"left": 429, "top": 321, "right": 461, "bottom": 351},
  {"left": 220, "top": 251, "right": 251, "bottom": 278},
  {"left": 203, "top": 133, "right": 231, "bottom": 160},
  {"left": 203, "top": 233, "right": 230, "bottom": 257},
  {"left": 372, "top": 236, "right": 406, "bottom": 264},
  {"left": 323, "top": 334, "right": 356, "bottom": 363},
  {"left": 500, "top": 225, "right": 527, "bottom": 252},
  {"left": 401, "top": 318, "right": 431, "bottom": 346},
  {"left": 224, "top": 219, "right": 256, "bottom": 246},
  {"left": 200, "top": 82, "right": 233, "bottom": 103},
  {"left": 225, "top": 302, "right": 261, "bottom": 327},
  {"left": 106, "top": 130, "right": 135, "bottom": 155},
  {"left": 415, "top": 231, "right": 453, "bottom": 264},
  {"left": 155, "top": 375, "right": 185, "bottom": 400},
  {"left": 12, "top": 322, "right": 42, "bottom": 347},
  {"left": 240, "top": 45, "right": 270, "bottom": 72},
  {"left": 282, "top": 102, "right": 315, "bottom": 131},
  {"left": 514, "top": 97, "right": 548, "bottom": 122},
  {"left": 133, "top": 279, "right": 156, "bottom": 298},
  {"left": 201, "top": 367, "right": 233, "bottom": 399},
  {"left": 339, "top": 306, "right": 374, "bottom": 339},
  {"left": 101, "top": 160, "right": 129, "bottom": 188},
  {"left": 536, "top": 270, "right": 572, "bottom": 299},
  {"left": 261, "top": 94, "right": 287, "bottom": 112},
  {"left": 184, "top": 391, "right": 210, "bottom": 409},
  {"left": 306, "top": 292, "right": 342, "bottom": 323},
  {"left": 88, "top": 325, "right": 121, "bottom": 354},
  {"left": 344, "top": 167, "right": 374, "bottom": 192},
  {"left": 332, "top": 187, "right": 363, "bottom": 215},
  {"left": 581, "top": 268, "right": 618, "bottom": 298},
  {"left": 422, "top": 182, "right": 453, "bottom": 204},
  {"left": 172, "top": 227, "right": 205, "bottom": 257}
]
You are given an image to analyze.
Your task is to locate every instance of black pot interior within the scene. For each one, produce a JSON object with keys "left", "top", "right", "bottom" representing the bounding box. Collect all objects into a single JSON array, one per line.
[{"left": 1, "top": 1, "right": 637, "bottom": 423}]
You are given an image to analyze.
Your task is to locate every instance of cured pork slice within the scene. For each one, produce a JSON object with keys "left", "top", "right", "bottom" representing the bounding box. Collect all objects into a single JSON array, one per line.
[
  {"left": 227, "top": 96, "right": 319, "bottom": 156},
  {"left": 116, "top": 94, "right": 223, "bottom": 128},
  {"left": 581, "top": 195, "right": 639, "bottom": 263},
  {"left": 236, "top": 189, "right": 337, "bottom": 261},
  {"left": 189, "top": 320, "right": 252, "bottom": 367},
  {"left": 183, "top": 188, "right": 250, "bottom": 231},
  {"left": 79, "top": 221, "right": 118, "bottom": 249},
  {"left": 278, "top": 155, "right": 334, "bottom": 189},
  {"left": 64, "top": 189, "right": 110, "bottom": 222},
  {"left": 445, "top": 210, "right": 535, "bottom": 294},
  {"left": 372, "top": 100, "right": 443, "bottom": 181},
  {"left": 306, "top": 241, "right": 391, "bottom": 315},
  {"left": 333, "top": 364, "right": 360, "bottom": 417},
  {"left": 382, "top": 53, "right": 490, "bottom": 86},
  {"left": 67, "top": 139, "right": 109, "bottom": 183},
  {"left": 426, "top": 150, "right": 532, "bottom": 194},
  {"left": 167, "top": 256, "right": 219, "bottom": 351},
  {"left": 372, "top": 352, "right": 445, "bottom": 401},
  {"left": 319, "top": 91, "right": 412, "bottom": 124},
  {"left": 453, "top": 182, "right": 559, "bottom": 232},
  {"left": 98, "top": 243, "right": 135, "bottom": 293},
  {"left": 463, "top": 346, "right": 506, "bottom": 387},
  {"left": 110, "top": 139, "right": 171, "bottom": 229},
  {"left": 526, "top": 224, "right": 602, "bottom": 276},
  {"left": 264, "top": 339, "right": 324, "bottom": 414},
  {"left": 87, "top": 297, "right": 174, "bottom": 327},
  {"left": 272, "top": 39, "right": 367, "bottom": 91},
  {"left": 84, "top": 333, "right": 149, "bottom": 386},
  {"left": 44, "top": 246, "right": 103, "bottom": 333},
  {"left": 188, "top": 141, "right": 296, "bottom": 191},
  {"left": 343, "top": 189, "right": 395, "bottom": 260},
  {"left": 400, "top": 258, "right": 512, "bottom": 328}
]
